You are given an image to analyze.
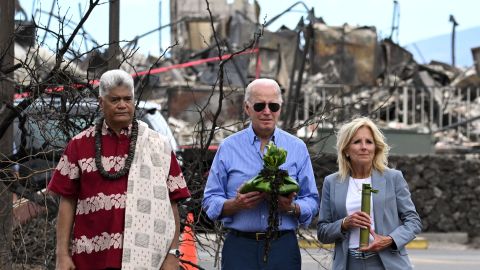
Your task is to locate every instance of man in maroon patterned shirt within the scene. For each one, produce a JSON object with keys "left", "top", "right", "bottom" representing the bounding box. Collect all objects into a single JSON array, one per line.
[{"left": 48, "top": 69, "right": 190, "bottom": 270}]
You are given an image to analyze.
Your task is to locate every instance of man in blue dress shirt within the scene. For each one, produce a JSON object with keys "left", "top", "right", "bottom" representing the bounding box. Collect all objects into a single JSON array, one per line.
[{"left": 202, "top": 78, "right": 320, "bottom": 270}]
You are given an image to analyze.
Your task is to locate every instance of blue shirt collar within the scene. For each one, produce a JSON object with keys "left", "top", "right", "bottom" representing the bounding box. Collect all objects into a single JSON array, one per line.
[{"left": 247, "top": 123, "right": 277, "bottom": 145}]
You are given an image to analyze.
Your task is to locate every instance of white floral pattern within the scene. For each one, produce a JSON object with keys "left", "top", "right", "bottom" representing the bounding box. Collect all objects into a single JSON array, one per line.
[
  {"left": 76, "top": 193, "right": 126, "bottom": 215},
  {"left": 78, "top": 157, "right": 96, "bottom": 173},
  {"left": 72, "top": 126, "right": 95, "bottom": 140},
  {"left": 58, "top": 155, "right": 128, "bottom": 180},
  {"left": 56, "top": 155, "right": 80, "bottom": 180},
  {"left": 72, "top": 232, "right": 123, "bottom": 255},
  {"left": 167, "top": 174, "right": 187, "bottom": 192},
  {"left": 101, "top": 155, "right": 127, "bottom": 172},
  {"left": 76, "top": 155, "right": 127, "bottom": 174}
]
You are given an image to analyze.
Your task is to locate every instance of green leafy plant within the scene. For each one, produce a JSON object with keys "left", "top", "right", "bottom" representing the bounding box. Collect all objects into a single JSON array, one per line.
[
  {"left": 239, "top": 142, "right": 300, "bottom": 195},
  {"left": 238, "top": 141, "right": 300, "bottom": 262}
]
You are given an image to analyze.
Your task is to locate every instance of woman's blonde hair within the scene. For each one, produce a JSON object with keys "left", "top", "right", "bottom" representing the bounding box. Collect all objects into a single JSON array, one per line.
[{"left": 336, "top": 117, "right": 390, "bottom": 180}]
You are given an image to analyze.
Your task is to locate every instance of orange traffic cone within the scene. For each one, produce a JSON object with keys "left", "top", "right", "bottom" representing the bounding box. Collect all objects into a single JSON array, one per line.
[{"left": 179, "top": 212, "right": 198, "bottom": 270}]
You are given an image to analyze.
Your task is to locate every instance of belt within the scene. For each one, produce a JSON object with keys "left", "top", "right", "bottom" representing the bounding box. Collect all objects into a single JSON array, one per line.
[
  {"left": 348, "top": 248, "right": 378, "bottom": 260},
  {"left": 229, "top": 229, "right": 293, "bottom": 241}
]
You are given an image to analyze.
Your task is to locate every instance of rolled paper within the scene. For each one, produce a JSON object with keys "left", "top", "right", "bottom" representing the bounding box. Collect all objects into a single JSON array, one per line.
[{"left": 359, "top": 183, "right": 378, "bottom": 248}]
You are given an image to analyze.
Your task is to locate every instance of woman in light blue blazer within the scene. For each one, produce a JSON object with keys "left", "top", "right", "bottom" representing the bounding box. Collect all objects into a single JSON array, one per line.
[{"left": 317, "top": 117, "right": 422, "bottom": 270}]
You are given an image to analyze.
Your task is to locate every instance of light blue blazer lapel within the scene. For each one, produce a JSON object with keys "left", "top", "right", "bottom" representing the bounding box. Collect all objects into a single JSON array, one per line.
[
  {"left": 334, "top": 176, "right": 349, "bottom": 220},
  {"left": 372, "top": 170, "right": 386, "bottom": 235}
]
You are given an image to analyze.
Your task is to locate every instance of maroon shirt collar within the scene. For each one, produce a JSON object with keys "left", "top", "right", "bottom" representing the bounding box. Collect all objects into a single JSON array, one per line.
[{"left": 101, "top": 120, "right": 133, "bottom": 137}]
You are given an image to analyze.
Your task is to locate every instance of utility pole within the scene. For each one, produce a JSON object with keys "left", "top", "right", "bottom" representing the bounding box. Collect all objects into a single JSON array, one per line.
[
  {"left": 159, "top": 0, "right": 162, "bottom": 54},
  {"left": 108, "top": 0, "right": 120, "bottom": 70},
  {"left": 389, "top": 0, "right": 400, "bottom": 43},
  {"left": 0, "top": 0, "right": 15, "bottom": 269},
  {"left": 449, "top": 15, "right": 458, "bottom": 67},
  {"left": 170, "top": 0, "right": 177, "bottom": 57}
]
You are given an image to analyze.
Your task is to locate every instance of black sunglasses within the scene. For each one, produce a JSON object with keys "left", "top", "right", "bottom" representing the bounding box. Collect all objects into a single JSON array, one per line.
[{"left": 252, "top": 102, "right": 281, "bottom": 112}]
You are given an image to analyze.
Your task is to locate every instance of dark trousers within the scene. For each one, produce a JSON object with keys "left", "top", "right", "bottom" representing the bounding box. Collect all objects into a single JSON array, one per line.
[{"left": 222, "top": 231, "right": 301, "bottom": 270}]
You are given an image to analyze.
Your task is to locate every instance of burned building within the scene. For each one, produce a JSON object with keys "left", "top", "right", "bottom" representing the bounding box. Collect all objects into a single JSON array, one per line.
[{"left": 9, "top": 0, "right": 480, "bottom": 153}]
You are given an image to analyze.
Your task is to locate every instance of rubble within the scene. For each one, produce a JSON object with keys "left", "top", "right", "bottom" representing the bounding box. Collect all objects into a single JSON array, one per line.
[
  {"left": 11, "top": 0, "right": 480, "bottom": 154},
  {"left": 473, "top": 47, "right": 480, "bottom": 75}
]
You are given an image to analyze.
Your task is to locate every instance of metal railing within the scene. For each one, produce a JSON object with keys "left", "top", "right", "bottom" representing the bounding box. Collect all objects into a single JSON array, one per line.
[{"left": 294, "top": 85, "right": 480, "bottom": 140}]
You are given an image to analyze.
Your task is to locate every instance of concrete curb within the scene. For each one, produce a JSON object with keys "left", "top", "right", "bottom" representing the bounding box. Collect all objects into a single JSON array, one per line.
[
  {"left": 298, "top": 237, "right": 429, "bottom": 249},
  {"left": 298, "top": 232, "right": 469, "bottom": 250},
  {"left": 419, "top": 232, "right": 468, "bottom": 245}
]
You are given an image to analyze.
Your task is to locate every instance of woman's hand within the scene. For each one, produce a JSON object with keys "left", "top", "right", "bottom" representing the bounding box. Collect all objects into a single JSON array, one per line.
[
  {"left": 341, "top": 211, "right": 371, "bottom": 231},
  {"left": 359, "top": 227, "right": 394, "bottom": 252}
]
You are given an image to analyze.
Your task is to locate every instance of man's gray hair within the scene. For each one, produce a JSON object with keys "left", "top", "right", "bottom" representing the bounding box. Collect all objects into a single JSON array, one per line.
[
  {"left": 244, "top": 78, "right": 283, "bottom": 103},
  {"left": 99, "top": 69, "right": 134, "bottom": 97}
]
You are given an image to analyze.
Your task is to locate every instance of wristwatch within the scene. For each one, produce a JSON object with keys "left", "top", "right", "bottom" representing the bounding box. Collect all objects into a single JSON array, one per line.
[
  {"left": 286, "top": 203, "right": 297, "bottom": 215},
  {"left": 168, "top": 249, "right": 183, "bottom": 258}
]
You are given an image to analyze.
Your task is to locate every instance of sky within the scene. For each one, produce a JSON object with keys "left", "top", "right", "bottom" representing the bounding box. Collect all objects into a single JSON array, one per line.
[
  {"left": 18, "top": 0, "right": 480, "bottom": 66},
  {"left": 259, "top": 0, "right": 480, "bottom": 45}
]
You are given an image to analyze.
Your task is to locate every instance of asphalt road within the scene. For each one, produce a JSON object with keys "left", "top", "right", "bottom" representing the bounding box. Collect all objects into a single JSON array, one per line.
[
  {"left": 409, "top": 244, "right": 480, "bottom": 270},
  {"left": 195, "top": 241, "right": 480, "bottom": 270}
]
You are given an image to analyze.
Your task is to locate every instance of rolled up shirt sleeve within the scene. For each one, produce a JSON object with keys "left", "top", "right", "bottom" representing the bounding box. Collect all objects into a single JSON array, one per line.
[
  {"left": 202, "top": 145, "right": 231, "bottom": 222},
  {"left": 294, "top": 147, "right": 320, "bottom": 227}
]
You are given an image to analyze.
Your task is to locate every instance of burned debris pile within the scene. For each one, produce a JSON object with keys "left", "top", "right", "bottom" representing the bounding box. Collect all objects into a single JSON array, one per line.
[
  {"left": 150, "top": 0, "right": 480, "bottom": 153},
  {"left": 10, "top": 1, "right": 480, "bottom": 153}
]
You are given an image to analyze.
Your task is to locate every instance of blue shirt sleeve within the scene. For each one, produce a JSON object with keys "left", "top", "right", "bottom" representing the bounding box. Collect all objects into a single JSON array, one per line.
[
  {"left": 294, "top": 144, "right": 320, "bottom": 227},
  {"left": 202, "top": 144, "right": 232, "bottom": 223}
]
